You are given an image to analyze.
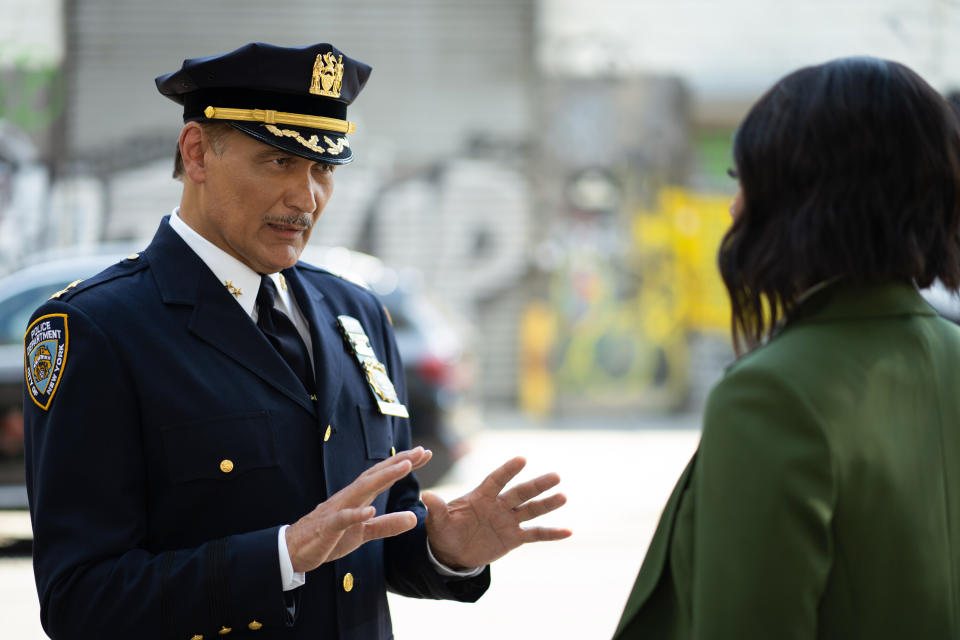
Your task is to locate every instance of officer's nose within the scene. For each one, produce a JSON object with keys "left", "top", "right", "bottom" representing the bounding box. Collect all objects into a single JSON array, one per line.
[{"left": 284, "top": 167, "right": 320, "bottom": 214}]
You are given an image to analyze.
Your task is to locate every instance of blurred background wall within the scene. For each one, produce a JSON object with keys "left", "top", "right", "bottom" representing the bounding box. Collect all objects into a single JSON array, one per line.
[{"left": 4, "top": 0, "right": 960, "bottom": 414}]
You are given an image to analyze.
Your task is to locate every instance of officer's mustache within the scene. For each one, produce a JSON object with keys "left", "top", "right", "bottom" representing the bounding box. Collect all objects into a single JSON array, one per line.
[{"left": 264, "top": 214, "right": 314, "bottom": 229}]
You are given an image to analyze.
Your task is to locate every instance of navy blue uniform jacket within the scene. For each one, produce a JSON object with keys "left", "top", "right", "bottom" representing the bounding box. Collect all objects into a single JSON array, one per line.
[{"left": 24, "top": 218, "right": 489, "bottom": 639}]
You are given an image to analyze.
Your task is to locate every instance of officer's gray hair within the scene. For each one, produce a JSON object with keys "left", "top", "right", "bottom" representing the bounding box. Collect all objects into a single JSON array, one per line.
[{"left": 172, "top": 122, "right": 234, "bottom": 181}]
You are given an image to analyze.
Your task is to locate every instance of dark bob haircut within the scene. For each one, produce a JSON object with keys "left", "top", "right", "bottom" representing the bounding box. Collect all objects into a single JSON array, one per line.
[{"left": 720, "top": 56, "right": 960, "bottom": 353}]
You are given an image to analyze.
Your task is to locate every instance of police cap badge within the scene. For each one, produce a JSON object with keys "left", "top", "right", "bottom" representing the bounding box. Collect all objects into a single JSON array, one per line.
[{"left": 155, "top": 42, "right": 371, "bottom": 164}]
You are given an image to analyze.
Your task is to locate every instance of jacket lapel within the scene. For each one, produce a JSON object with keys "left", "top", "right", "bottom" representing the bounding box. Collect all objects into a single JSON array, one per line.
[
  {"left": 144, "top": 217, "right": 315, "bottom": 415},
  {"left": 283, "top": 266, "right": 343, "bottom": 429},
  {"left": 614, "top": 451, "right": 698, "bottom": 638}
]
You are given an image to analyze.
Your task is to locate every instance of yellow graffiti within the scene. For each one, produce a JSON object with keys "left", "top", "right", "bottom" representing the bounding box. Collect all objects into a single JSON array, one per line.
[
  {"left": 634, "top": 187, "right": 732, "bottom": 334},
  {"left": 519, "top": 187, "right": 732, "bottom": 415}
]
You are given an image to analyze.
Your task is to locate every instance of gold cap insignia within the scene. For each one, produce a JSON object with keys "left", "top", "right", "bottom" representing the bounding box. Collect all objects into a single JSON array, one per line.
[{"left": 310, "top": 52, "right": 344, "bottom": 98}]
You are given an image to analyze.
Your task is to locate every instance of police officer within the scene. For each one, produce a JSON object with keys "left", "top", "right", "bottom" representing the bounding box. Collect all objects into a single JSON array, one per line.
[{"left": 23, "top": 42, "right": 570, "bottom": 640}]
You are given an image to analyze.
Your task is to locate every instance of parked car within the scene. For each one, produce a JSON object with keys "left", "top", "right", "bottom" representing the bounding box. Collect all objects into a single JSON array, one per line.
[{"left": 0, "top": 245, "right": 473, "bottom": 507}]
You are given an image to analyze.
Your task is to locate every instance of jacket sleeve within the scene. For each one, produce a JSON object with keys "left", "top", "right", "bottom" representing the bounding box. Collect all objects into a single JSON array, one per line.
[
  {"left": 690, "top": 365, "right": 836, "bottom": 639},
  {"left": 373, "top": 301, "right": 491, "bottom": 602},
  {"left": 25, "top": 302, "right": 290, "bottom": 640}
]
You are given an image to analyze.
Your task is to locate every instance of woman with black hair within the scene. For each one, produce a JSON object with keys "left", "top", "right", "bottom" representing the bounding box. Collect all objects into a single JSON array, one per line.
[{"left": 614, "top": 57, "right": 960, "bottom": 639}]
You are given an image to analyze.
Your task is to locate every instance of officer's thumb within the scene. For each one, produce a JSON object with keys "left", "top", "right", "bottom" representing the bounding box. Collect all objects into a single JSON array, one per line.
[{"left": 420, "top": 490, "right": 448, "bottom": 524}]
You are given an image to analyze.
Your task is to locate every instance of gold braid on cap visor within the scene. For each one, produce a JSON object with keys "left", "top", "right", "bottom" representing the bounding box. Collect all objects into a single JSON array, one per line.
[{"left": 203, "top": 106, "right": 356, "bottom": 134}]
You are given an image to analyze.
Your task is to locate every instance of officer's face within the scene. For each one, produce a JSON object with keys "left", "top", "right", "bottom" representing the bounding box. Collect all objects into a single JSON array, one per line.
[{"left": 193, "top": 129, "right": 335, "bottom": 274}]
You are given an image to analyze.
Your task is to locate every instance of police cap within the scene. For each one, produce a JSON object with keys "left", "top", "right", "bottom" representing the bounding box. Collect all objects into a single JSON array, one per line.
[{"left": 155, "top": 42, "right": 371, "bottom": 164}]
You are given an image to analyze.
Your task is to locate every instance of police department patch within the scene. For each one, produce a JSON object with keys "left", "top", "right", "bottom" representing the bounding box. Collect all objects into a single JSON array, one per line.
[{"left": 24, "top": 314, "right": 69, "bottom": 411}]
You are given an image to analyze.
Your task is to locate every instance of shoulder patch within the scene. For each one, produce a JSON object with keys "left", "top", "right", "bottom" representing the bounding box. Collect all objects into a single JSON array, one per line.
[{"left": 24, "top": 313, "right": 70, "bottom": 411}]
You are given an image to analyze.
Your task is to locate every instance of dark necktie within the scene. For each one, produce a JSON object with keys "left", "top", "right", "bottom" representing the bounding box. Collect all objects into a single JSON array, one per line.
[{"left": 256, "top": 276, "right": 315, "bottom": 394}]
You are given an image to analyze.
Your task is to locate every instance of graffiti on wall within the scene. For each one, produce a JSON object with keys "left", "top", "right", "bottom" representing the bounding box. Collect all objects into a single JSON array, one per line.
[
  {"left": 519, "top": 187, "right": 733, "bottom": 414},
  {"left": 0, "top": 44, "right": 65, "bottom": 137}
]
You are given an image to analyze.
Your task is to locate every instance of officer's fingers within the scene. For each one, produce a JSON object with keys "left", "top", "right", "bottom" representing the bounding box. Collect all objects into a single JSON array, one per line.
[
  {"left": 330, "top": 446, "right": 427, "bottom": 507},
  {"left": 476, "top": 456, "right": 527, "bottom": 498},
  {"left": 361, "top": 511, "right": 418, "bottom": 543},
  {"left": 287, "top": 506, "right": 375, "bottom": 573},
  {"left": 500, "top": 472, "right": 562, "bottom": 510},
  {"left": 396, "top": 446, "right": 431, "bottom": 471},
  {"left": 420, "top": 490, "right": 449, "bottom": 526},
  {"left": 325, "top": 511, "right": 418, "bottom": 563},
  {"left": 520, "top": 526, "right": 573, "bottom": 544},
  {"left": 294, "top": 505, "right": 373, "bottom": 541},
  {"left": 512, "top": 493, "right": 567, "bottom": 523},
  {"left": 330, "top": 505, "right": 379, "bottom": 531},
  {"left": 339, "top": 459, "right": 413, "bottom": 506},
  {"left": 358, "top": 447, "right": 424, "bottom": 479},
  {"left": 407, "top": 448, "right": 433, "bottom": 472}
]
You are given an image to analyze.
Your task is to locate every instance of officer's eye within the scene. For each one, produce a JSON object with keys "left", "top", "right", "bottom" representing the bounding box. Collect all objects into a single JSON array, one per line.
[
  {"left": 314, "top": 162, "right": 335, "bottom": 174},
  {"left": 272, "top": 157, "right": 291, "bottom": 167}
]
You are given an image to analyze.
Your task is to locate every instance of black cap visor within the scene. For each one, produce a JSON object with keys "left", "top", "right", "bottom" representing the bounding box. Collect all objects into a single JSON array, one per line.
[
  {"left": 182, "top": 88, "right": 354, "bottom": 164},
  {"left": 229, "top": 121, "right": 354, "bottom": 164}
]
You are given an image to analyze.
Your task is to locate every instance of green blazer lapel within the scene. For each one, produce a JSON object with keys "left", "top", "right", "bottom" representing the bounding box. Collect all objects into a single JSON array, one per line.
[{"left": 614, "top": 450, "right": 698, "bottom": 638}]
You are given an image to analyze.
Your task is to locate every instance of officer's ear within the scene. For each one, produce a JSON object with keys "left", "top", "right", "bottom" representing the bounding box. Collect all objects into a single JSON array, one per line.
[{"left": 179, "top": 122, "right": 210, "bottom": 184}]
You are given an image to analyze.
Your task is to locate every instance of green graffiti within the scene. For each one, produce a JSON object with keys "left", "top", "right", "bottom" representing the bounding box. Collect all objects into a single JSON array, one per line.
[{"left": 0, "top": 46, "right": 65, "bottom": 134}]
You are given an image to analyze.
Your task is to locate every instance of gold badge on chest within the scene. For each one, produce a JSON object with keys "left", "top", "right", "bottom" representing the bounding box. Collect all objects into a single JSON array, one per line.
[{"left": 337, "top": 315, "right": 409, "bottom": 418}]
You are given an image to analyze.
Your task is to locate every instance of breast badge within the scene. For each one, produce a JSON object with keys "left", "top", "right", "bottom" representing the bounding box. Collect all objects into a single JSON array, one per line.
[
  {"left": 24, "top": 314, "right": 69, "bottom": 410},
  {"left": 337, "top": 315, "right": 409, "bottom": 418}
]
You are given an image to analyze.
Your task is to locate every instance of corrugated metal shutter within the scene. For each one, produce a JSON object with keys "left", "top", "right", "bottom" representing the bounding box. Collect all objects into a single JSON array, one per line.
[{"left": 67, "top": 0, "right": 534, "bottom": 167}]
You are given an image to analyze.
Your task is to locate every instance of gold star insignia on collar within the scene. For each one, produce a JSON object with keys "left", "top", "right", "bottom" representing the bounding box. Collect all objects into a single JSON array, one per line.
[
  {"left": 225, "top": 281, "right": 243, "bottom": 298},
  {"left": 278, "top": 273, "right": 288, "bottom": 291}
]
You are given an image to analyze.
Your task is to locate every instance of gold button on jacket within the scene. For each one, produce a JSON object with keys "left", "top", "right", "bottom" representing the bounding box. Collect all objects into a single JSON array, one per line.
[
  {"left": 219, "top": 459, "right": 234, "bottom": 473},
  {"left": 218, "top": 626, "right": 231, "bottom": 635},
  {"left": 343, "top": 572, "right": 354, "bottom": 592},
  {"left": 248, "top": 620, "right": 263, "bottom": 631}
]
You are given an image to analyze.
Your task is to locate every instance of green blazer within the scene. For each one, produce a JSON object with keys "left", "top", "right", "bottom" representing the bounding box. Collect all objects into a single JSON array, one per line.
[{"left": 614, "top": 282, "right": 960, "bottom": 639}]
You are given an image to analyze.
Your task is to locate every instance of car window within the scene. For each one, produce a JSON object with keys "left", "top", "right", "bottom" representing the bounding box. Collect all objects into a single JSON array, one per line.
[{"left": 0, "top": 281, "right": 70, "bottom": 345}]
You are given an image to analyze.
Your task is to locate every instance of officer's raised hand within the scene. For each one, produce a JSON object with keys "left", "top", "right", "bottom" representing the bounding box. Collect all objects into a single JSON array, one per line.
[
  {"left": 285, "top": 447, "right": 432, "bottom": 573},
  {"left": 421, "top": 456, "right": 571, "bottom": 570}
]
